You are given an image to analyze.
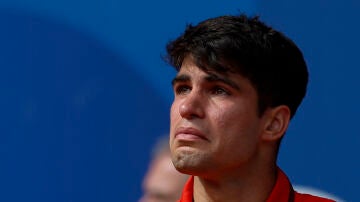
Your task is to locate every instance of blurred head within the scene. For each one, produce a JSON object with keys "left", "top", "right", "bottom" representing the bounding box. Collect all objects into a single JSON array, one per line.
[{"left": 139, "top": 136, "right": 188, "bottom": 202}]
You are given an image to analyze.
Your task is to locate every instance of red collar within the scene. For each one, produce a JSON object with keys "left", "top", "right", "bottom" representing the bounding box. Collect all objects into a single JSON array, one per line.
[
  {"left": 177, "top": 168, "right": 334, "bottom": 202},
  {"left": 178, "top": 175, "right": 194, "bottom": 202},
  {"left": 178, "top": 168, "right": 291, "bottom": 202},
  {"left": 266, "top": 168, "right": 294, "bottom": 202}
]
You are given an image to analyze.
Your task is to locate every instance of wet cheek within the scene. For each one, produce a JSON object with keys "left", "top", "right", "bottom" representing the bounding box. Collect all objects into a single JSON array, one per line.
[
  {"left": 170, "top": 103, "right": 179, "bottom": 122},
  {"left": 215, "top": 114, "right": 227, "bottom": 129},
  {"left": 213, "top": 108, "right": 234, "bottom": 128},
  {"left": 214, "top": 109, "right": 249, "bottom": 141},
  {"left": 170, "top": 102, "right": 181, "bottom": 136}
]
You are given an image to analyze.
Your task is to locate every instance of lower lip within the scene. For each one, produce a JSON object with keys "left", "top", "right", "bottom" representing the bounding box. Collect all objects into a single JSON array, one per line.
[{"left": 176, "top": 133, "right": 205, "bottom": 141}]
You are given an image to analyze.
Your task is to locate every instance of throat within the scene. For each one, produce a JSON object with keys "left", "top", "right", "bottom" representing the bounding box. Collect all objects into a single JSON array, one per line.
[{"left": 192, "top": 169, "right": 277, "bottom": 202}]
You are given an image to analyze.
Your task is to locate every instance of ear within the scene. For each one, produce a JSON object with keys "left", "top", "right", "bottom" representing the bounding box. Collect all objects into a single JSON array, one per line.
[{"left": 261, "top": 105, "right": 291, "bottom": 142}]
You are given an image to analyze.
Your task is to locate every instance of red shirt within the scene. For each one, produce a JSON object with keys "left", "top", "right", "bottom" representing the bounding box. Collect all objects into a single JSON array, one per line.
[{"left": 177, "top": 168, "right": 335, "bottom": 202}]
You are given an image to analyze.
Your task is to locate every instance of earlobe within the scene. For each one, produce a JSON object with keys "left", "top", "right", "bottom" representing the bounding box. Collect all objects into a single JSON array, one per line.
[{"left": 262, "top": 105, "right": 291, "bottom": 141}]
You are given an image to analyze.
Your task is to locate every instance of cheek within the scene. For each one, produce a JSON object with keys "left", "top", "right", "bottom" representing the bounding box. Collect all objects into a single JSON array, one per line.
[
  {"left": 169, "top": 103, "right": 177, "bottom": 150},
  {"left": 170, "top": 102, "right": 179, "bottom": 124},
  {"left": 212, "top": 104, "right": 258, "bottom": 141},
  {"left": 170, "top": 101, "right": 182, "bottom": 141},
  {"left": 212, "top": 104, "right": 242, "bottom": 129}
]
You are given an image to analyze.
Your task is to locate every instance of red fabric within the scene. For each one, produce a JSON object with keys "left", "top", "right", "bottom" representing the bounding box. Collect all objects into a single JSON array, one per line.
[
  {"left": 177, "top": 168, "right": 335, "bottom": 202},
  {"left": 267, "top": 169, "right": 335, "bottom": 202},
  {"left": 178, "top": 176, "right": 194, "bottom": 202}
]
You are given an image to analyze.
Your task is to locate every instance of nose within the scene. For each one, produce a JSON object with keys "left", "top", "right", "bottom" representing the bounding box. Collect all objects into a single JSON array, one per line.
[{"left": 179, "top": 92, "right": 205, "bottom": 119}]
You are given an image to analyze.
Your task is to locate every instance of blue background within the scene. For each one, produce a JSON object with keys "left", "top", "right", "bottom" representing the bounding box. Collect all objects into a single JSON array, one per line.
[{"left": 0, "top": 0, "right": 358, "bottom": 201}]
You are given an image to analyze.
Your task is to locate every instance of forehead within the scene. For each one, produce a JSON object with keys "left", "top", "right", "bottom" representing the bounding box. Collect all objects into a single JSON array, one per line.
[
  {"left": 178, "top": 57, "right": 224, "bottom": 78},
  {"left": 177, "top": 57, "right": 252, "bottom": 88},
  {"left": 180, "top": 56, "right": 213, "bottom": 72},
  {"left": 179, "top": 55, "right": 244, "bottom": 75}
]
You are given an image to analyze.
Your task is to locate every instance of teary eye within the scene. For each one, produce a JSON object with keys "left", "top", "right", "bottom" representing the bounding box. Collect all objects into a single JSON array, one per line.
[
  {"left": 175, "top": 85, "right": 191, "bottom": 95},
  {"left": 211, "top": 86, "right": 230, "bottom": 96}
]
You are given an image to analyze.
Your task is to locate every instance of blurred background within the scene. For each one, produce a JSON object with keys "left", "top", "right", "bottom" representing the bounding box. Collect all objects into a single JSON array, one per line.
[{"left": 0, "top": 0, "right": 358, "bottom": 201}]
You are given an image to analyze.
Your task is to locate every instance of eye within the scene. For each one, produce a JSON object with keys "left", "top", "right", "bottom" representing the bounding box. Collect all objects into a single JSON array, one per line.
[
  {"left": 174, "top": 85, "right": 191, "bottom": 95},
  {"left": 211, "top": 86, "right": 230, "bottom": 96}
]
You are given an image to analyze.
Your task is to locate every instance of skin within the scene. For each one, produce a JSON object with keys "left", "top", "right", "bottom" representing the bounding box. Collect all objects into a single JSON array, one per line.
[
  {"left": 139, "top": 152, "right": 188, "bottom": 202},
  {"left": 169, "top": 56, "right": 290, "bottom": 202}
]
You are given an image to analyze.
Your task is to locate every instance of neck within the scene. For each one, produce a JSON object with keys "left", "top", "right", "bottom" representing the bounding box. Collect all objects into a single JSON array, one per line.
[{"left": 193, "top": 163, "right": 277, "bottom": 202}]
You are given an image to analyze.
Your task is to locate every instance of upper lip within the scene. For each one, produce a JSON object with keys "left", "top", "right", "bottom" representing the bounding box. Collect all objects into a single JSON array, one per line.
[{"left": 175, "top": 127, "right": 208, "bottom": 140}]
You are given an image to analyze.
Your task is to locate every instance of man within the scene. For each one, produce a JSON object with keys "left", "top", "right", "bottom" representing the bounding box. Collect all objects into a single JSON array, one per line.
[
  {"left": 165, "top": 14, "right": 335, "bottom": 202},
  {"left": 139, "top": 136, "right": 188, "bottom": 202}
]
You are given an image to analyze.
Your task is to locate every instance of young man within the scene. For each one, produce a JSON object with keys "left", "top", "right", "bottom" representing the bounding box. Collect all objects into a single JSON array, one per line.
[{"left": 165, "top": 14, "right": 335, "bottom": 202}]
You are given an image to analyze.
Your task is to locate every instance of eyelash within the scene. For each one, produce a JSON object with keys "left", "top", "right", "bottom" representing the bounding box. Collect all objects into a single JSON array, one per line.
[
  {"left": 174, "top": 85, "right": 231, "bottom": 96},
  {"left": 174, "top": 85, "right": 191, "bottom": 95},
  {"left": 211, "top": 86, "right": 230, "bottom": 96}
]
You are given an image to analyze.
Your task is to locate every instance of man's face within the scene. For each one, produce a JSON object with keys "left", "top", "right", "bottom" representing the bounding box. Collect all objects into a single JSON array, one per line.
[{"left": 170, "top": 57, "right": 267, "bottom": 179}]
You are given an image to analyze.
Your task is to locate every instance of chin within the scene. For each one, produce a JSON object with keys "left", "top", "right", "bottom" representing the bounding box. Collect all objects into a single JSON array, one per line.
[
  {"left": 171, "top": 149, "right": 208, "bottom": 175},
  {"left": 173, "top": 162, "right": 199, "bottom": 175}
]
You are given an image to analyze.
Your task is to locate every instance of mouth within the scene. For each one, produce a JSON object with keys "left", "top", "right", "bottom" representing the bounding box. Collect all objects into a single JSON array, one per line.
[{"left": 174, "top": 127, "right": 208, "bottom": 141}]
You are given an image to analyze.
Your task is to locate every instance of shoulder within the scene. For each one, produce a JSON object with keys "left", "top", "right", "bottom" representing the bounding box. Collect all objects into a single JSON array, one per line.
[{"left": 295, "top": 192, "right": 336, "bottom": 202}]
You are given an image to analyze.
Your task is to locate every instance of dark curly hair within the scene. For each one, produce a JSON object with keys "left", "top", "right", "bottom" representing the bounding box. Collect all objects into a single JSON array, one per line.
[{"left": 165, "top": 14, "right": 308, "bottom": 119}]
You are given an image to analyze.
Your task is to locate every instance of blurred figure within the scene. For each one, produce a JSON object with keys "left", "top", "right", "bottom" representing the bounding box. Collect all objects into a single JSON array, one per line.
[
  {"left": 294, "top": 185, "right": 345, "bottom": 202},
  {"left": 139, "top": 136, "right": 188, "bottom": 202}
]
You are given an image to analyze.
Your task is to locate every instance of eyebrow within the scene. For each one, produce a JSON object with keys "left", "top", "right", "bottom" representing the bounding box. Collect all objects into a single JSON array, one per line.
[
  {"left": 171, "top": 73, "right": 240, "bottom": 90},
  {"left": 205, "top": 73, "right": 240, "bottom": 90},
  {"left": 171, "top": 74, "right": 190, "bottom": 86}
]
